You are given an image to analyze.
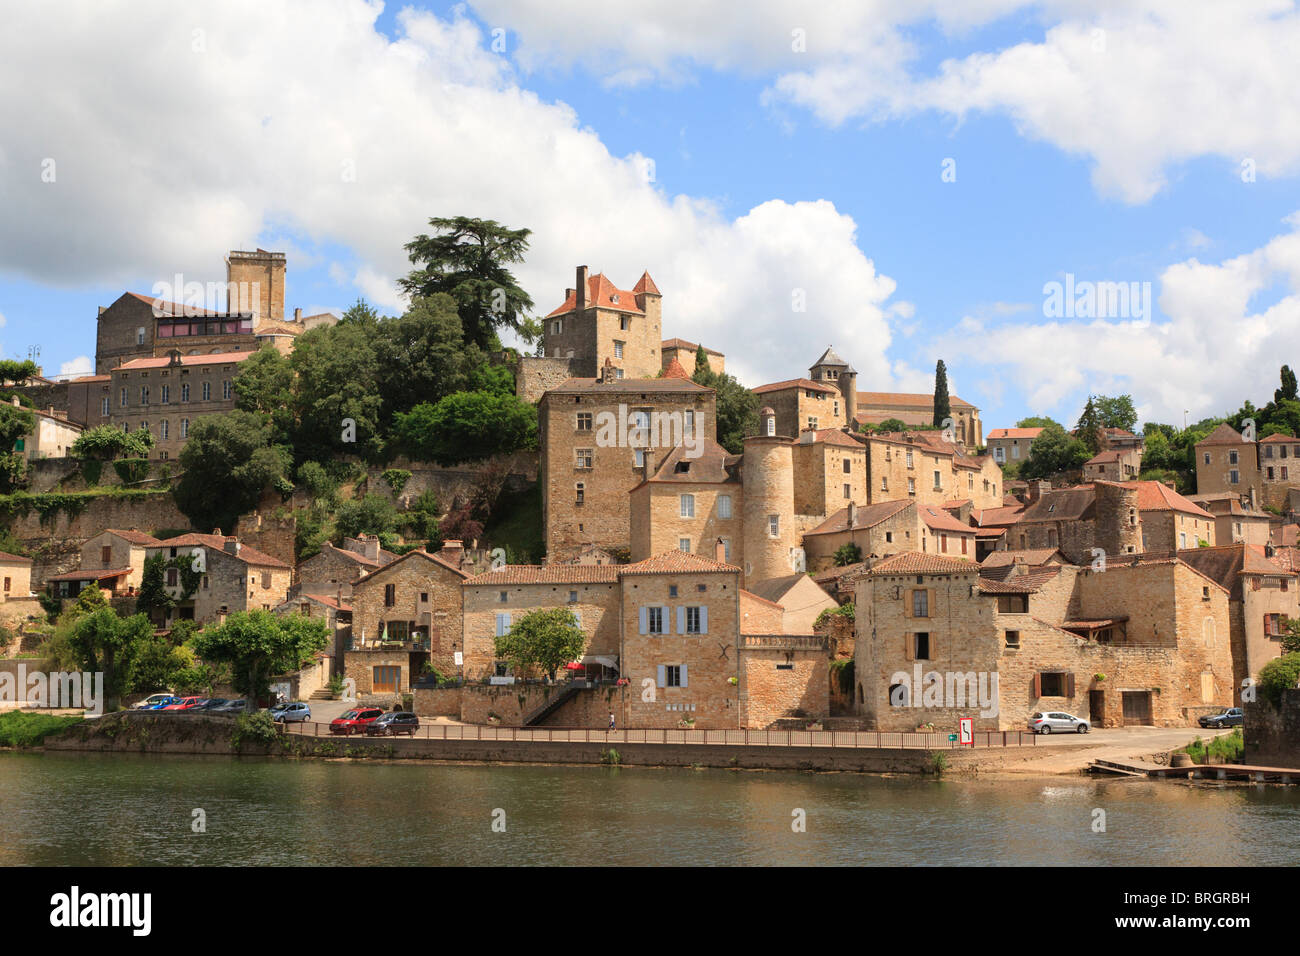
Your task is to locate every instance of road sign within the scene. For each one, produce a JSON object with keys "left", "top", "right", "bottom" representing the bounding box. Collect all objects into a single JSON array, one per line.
[
  {"left": 958, "top": 717, "right": 974, "bottom": 746},
  {"left": 948, "top": 734, "right": 958, "bottom": 742}
]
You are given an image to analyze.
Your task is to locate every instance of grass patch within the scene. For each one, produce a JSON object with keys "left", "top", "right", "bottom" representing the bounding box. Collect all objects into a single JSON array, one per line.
[
  {"left": 483, "top": 483, "right": 544, "bottom": 563},
  {"left": 1181, "top": 728, "right": 1244, "bottom": 765},
  {"left": 0, "top": 710, "right": 84, "bottom": 748}
]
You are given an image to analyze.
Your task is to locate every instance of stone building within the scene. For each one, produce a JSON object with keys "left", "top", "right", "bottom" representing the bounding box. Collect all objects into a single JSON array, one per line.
[
  {"left": 1190, "top": 494, "right": 1273, "bottom": 546},
  {"left": 347, "top": 549, "right": 469, "bottom": 680},
  {"left": 740, "top": 572, "right": 837, "bottom": 634},
  {"left": 853, "top": 550, "right": 1235, "bottom": 731},
  {"left": 295, "top": 536, "right": 398, "bottom": 600},
  {"left": 802, "top": 500, "right": 918, "bottom": 572},
  {"left": 15, "top": 404, "right": 83, "bottom": 461},
  {"left": 109, "top": 350, "right": 253, "bottom": 459},
  {"left": 1011, "top": 481, "right": 1146, "bottom": 561},
  {"left": 538, "top": 368, "right": 716, "bottom": 561},
  {"left": 752, "top": 378, "right": 845, "bottom": 438},
  {"left": 661, "top": 338, "right": 725, "bottom": 377},
  {"left": 986, "top": 427, "right": 1042, "bottom": 466},
  {"left": 1082, "top": 447, "right": 1142, "bottom": 482},
  {"left": 143, "top": 533, "right": 292, "bottom": 626},
  {"left": 856, "top": 392, "right": 982, "bottom": 448},
  {"left": 540, "top": 266, "right": 663, "bottom": 379},
  {"left": 1194, "top": 423, "right": 1261, "bottom": 502},
  {"left": 861, "top": 431, "right": 1003, "bottom": 510},
  {"left": 73, "top": 529, "right": 162, "bottom": 594},
  {"left": 0, "top": 551, "right": 33, "bottom": 602},
  {"left": 791, "top": 428, "right": 868, "bottom": 517},
  {"left": 629, "top": 440, "right": 742, "bottom": 565}
]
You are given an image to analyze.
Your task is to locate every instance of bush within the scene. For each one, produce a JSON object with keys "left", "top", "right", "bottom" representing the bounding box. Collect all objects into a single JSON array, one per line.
[
  {"left": 1257, "top": 653, "right": 1300, "bottom": 707},
  {"left": 230, "top": 711, "right": 279, "bottom": 749},
  {"left": 0, "top": 711, "right": 83, "bottom": 748},
  {"left": 1181, "top": 728, "right": 1244, "bottom": 764},
  {"left": 928, "top": 751, "right": 949, "bottom": 774}
]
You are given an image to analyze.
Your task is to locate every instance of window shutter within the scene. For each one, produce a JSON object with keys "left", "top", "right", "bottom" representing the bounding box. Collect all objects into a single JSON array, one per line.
[
  {"left": 680, "top": 664, "right": 688, "bottom": 688},
  {"left": 677, "top": 607, "right": 686, "bottom": 634},
  {"left": 929, "top": 634, "right": 937, "bottom": 659},
  {"left": 656, "top": 665, "right": 666, "bottom": 688},
  {"left": 700, "top": 606, "right": 709, "bottom": 634},
  {"left": 904, "top": 636, "right": 914, "bottom": 661},
  {"left": 1065, "top": 672, "right": 1075, "bottom": 697},
  {"left": 639, "top": 607, "right": 648, "bottom": 635},
  {"left": 1031, "top": 673, "right": 1041, "bottom": 697}
]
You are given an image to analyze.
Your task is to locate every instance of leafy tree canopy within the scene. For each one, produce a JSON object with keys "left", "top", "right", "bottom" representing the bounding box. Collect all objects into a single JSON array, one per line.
[
  {"left": 1022, "top": 422, "right": 1091, "bottom": 479},
  {"left": 70, "top": 424, "right": 154, "bottom": 461},
  {"left": 190, "top": 610, "right": 329, "bottom": 704},
  {"left": 173, "top": 410, "right": 292, "bottom": 533},
  {"left": 394, "top": 391, "right": 538, "bottom": 466},
  {"left": 494, "top": 607, "right": 587, "bottom": 681},
  {"left": 692, "top": 363, "right": 759, "bottom": 455}
]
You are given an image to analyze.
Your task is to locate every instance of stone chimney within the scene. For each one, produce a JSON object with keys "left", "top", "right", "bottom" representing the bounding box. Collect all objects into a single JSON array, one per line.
[
  {"left": 223, "top": 536, "right": 240, "bottom": 555},
  {"left": 361, "top": 533, "right": 380, "bottom": 563},
  {"left": 715, "top": 538, "right": 727, "bottom": 563},
  {"left": 294, "top": 307, "right": 302, "bottom": 321},
  {"left": 439, "top": 539, "right": 464, "bottom": 568},
  {"left": 1027, "top": 479, "right": 1051, "bottom": 503},
  {"left": 576, "top": 265, "right": 589, "bottom": 313},
  {"left": 600, "top": 357, "right": 615, "bottom": 383},
  {"left": 847, "top": 500, "right": 858, "bottom": 528}
]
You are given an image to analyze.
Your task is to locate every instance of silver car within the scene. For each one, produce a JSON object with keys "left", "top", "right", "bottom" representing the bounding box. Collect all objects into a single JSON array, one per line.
[
  {"left": 270, "top": 701, "right": 312, "bottom": 723},
  {"left": 1029, "top": 711, "right": 1089, "bottom": 734}
]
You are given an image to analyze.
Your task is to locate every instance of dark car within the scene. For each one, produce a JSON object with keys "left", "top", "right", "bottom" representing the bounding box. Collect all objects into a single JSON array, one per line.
[
  {"left": 197, "top": 698, "right": 229, "bottom": 711},
  {"left": 1198, "top": 707, "right": 1244, "bottom": 728},
  {"left": 364, "top": 712, "right": 421, "bottom": 736},
  {"left": 330, "top": 707, "right": 385, "bottom": 735},
  {"left": 213, "top": 699, "right": 249, "bottom": 713}
]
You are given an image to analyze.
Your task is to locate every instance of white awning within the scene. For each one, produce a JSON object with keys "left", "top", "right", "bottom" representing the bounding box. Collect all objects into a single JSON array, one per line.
[{"left": 581, "top": 655, "right": 619, "bottom": 669}]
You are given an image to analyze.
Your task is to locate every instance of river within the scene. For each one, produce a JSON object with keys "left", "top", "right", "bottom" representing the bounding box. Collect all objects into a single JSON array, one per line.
[{"left": 2, "top": 753, "right": 1298, "bottom": 866}]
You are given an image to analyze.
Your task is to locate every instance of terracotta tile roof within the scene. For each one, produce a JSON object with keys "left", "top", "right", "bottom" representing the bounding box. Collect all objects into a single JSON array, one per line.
[
  {"left": 806, "top": 500, "right": 913, "bottom": 536},
  {"left": 544, "top": 377, "right": 711, "bottom": 395},
  {"left": 68, "top": 374, "right": 111, "bottom": 383},
  {"left": 103, "top": 529, "right": 163, "bottom": 546},
  {"left": 153, "top": 534, "right": 290, "bottom": 568},
  {"left": 354, "top": 548, "right": 469, "bottom": 583},
  {"left": 620, "top": 550, "right": 741, "bottom": 575},
  {"left": 1196, "top": 423, "right": 1248, "bottom": 446},
  {"left": 920, "top": 506, "right": 976, "bottom": 534},
  {"left": 798, "top": 428, "right": 863, "bottom": 448},
  {"left": 116, "top": 351, "right": 254, "bottom": 371},
  {"left": 1085, "top": 450, "right": 1125, "bottom": 464},
  {"left": 1062, "top": 617, "right": 1129, "bottom": 629},
  {"left": 974, "top": 527, "right": 1006, "bottom": 538},
  {"left": 972, "top": 504, "right": 1026, "bottom": 527},
  {"left": 980, "top": 548, "right": 1063, "bottom": 568},
  {"left": 126, "top": 291, "right": 233, "bottom": 318},
  {"left": 856, "top": 391, "right": 974, "bottom": 409},
  {"left": 47, "top": 567, "right": 132, "bottom": 581},
  {"left": 633, "top": 271, "right": 661, "bottom": 296},
  {"left": 739, "top": 588, "right": 786, "bottom": 610},
  {"left": 546, "top": 274, "right": 645, "bottom": 318},
  {"left": 297, "top": 592, "right": 354, "bottom": 612},
  {"left": 978, "top": 577, "right": 1042, "bottom": 593},
  {"left": 1269, "top": 546, "right": 1300, "bottom": 572},
  {"left": 643, "top": 439, "right": 737, "bottom": 485},
  {"left": 1131, "top": 480, "right": 1214, "bottom": 518},
  {"left": 1277, "top": 524, "right": 1300, "bottom": 547},
  {"left": 943, "top": 498, "right": 971, "bottom": 509},
  {"left": 0, "top": 550, "right": 32, "bottom": 564},
  {"left": 1020, "top": 486, "right": 1096, "bottom": 523},
  {"left": 254, "top": 323, "right": 303, "bottom": 337},
  {"left": 464, "top": 565, "right": 621, "bottom": 585},
  {"left": 661, "top": 338, "right": 723, "bottom": 356},
  {"left": 987, "top": 428, "right": 1043, "bottom": 441},
  {"left": 661, "top": 355, "right": 690, "bottom": 379},
  {"left": 864, "top": 552, "right": 977, "bottom": 576},
  {"left": 753, "top": 378, "right": 838, "bottom": 396},
  {"left": 1259, "top": 433, "right": 1298, "bottom": 443},
  {"left": 813, "top": 561, "right": 867, "bottom": 585}
]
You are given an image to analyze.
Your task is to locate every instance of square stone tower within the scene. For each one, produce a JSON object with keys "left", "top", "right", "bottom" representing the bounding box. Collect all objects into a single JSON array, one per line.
[{"left": 225, "top": 249, "right": 286, "bottom": 325}]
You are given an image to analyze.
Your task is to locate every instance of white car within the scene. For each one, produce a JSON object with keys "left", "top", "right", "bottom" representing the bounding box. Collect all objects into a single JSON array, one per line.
[
  {"left": 135, "top": 693, "right": 174, "bottom": 710},
  {"left": 1029, "top": 711, "right": 1089, "bottom": 734}
]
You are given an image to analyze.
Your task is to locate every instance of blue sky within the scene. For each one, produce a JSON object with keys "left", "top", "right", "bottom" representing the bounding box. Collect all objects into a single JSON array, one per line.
[{"left": 3, "top": 0, "right": 1300, "bottom": 433}]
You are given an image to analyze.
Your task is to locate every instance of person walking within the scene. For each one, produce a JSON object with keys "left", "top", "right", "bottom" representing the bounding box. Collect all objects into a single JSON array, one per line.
[{"left": 608, "top": 711, "right": 616, "bottom": 732}]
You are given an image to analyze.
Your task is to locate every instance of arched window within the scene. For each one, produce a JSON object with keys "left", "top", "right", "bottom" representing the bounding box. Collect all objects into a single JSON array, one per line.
[{"left": 1203, "top": 617, "right": 1216, "bottom": 648}]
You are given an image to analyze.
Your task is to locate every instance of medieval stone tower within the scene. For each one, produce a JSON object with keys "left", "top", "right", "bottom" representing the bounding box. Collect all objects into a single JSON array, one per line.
[
  {"left": 742, "top": 407, "right": 799, "bottom": 586},
  {"left": 1094, "top": 480, "right": 1142, "bottom": 557},
  {"left": 225, "top": 248, "right": 286, "bottom": 325},
  {"left": 809, "top": 346, "right": 858, "bottom": 425}
]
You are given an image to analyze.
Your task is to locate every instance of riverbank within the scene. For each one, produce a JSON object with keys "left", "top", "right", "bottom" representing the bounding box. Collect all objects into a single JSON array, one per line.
[{"left": 30, "top": 709, "right": 1257, "bottom": 779}]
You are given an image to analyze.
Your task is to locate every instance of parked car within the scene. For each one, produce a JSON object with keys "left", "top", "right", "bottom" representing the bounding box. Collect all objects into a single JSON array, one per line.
[
  {"left": 1029, "top": 711, "right": 1090, "bottom": 734},
  {"left": 1198, "top": 707, "right": 1244, "bottom": 728},
  {"left": 272, "top": 702, "right": 312, "bottom": 723},
  {"left": 213, "top": 699, "right": 248, "bottom": 714},
  {"left": 197, "top": 698, "right": 229, "bottom": 711},
  {"left": 144, "top": 696, "right": 180, "bottom": 710},
  {"left": 162, "top": 696, "right": 205, "bottom": 711},
  {"left": 330, "top": 707, "right": 385, "bottom": 735},
  {"left": 135, "top": 693, "right": 174, "bottom": 710},
  {"left": 364, "top": 712, "right": 420, "bottom": 736}
]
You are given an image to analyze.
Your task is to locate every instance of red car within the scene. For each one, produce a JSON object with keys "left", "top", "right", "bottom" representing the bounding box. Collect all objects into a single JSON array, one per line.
[
  {"left": 330, "top": 707, "right": 385, "bottom": 735},
  {"left": 162, "top": 696, "right": 205, "bottom": 710}
]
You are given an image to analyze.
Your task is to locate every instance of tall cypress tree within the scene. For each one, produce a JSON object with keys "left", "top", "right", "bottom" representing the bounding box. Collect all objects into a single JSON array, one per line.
[
  {"left": 694, "top": 345, "right": 712, "bottom": 378},
  {"left": 932, "top": 360, "right": 951, "bottom": 428},
  {"left": 1276, "top": 365, "right": 1298, "bottom": 404},
  {"left": 1076, "top": 396, "right": 1103, "bottom": 455}
]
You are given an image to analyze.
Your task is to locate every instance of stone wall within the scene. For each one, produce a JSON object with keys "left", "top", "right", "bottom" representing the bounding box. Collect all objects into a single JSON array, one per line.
[
  {"left": 1244, "top": 689, "right": 1300, "bottom": 767},
  {"left": 4, "top": 491, "right": 188, "bottom": 544},
  {"left": 739, "top": 641, "right": 829, "bottom": 728},
  {"left": 516, "top": 356, "right": 578, "bottom": 404},
  {"left": 363, "top": 452, "right": 539, "bottom": 518},
  {"left": 234, "top": 512, "right": 296, "bottom": 570},
  {"left": 413, "top": 686, "right": 463, "bottom": 717}
]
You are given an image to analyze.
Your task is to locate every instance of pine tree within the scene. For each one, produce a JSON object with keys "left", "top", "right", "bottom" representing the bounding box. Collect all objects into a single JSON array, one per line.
[
  {"left": 1276, "top": 365, "right": 1298, "bottom": 404},
  {"left": 1075, "top": 396, "right": 1103, "bottom": 455},
  {"left": 932, "top": 360, "right": 951, "bottom": 429},
  {"left": 694, "top": 345, "right": 712, "bottom": 378}
]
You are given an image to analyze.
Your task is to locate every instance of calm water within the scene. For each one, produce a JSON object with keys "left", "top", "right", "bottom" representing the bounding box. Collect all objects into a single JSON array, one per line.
[{"left": 2, "top": 753, "right": 1299, "bottom": 866}]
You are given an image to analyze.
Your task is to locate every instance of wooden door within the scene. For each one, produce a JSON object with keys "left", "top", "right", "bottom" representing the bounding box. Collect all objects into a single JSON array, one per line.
[{"left": 1121, "top": 691, "right": 1151, "bottom": 725}]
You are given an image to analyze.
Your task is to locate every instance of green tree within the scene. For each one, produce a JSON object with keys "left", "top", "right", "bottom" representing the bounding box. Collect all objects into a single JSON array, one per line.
[
  {"left": 1281, "top": 619, "right": 1300, "bottom": 655},
  {"left": 233, "top": 345, "right": 296, "bottom": 446},
  {"left": 494, "top": 607, "right": 587, "bottom": 681},
  {"left": 398, "top": 217, "right": 535, "bottom": 350},
  {"left": 296, "top": 460, "right": 340, "bottom": 511},
  {"left": 692, "top": 363, "right": 759, "bottom": 454},
  {"left": 833, "top": 543, "right": 862, "bottom": 566},
  {"left": 394, "top": 391, "right": 538, "bottom": 465},
  {"left": 0, "top": 401, "right": 36, "bottom": 492},
  {"left": 932, "top": 359, "right": 951, "bottom": 429},
  {"left": 1256, "top": 653, "right": 1300, "bottom": 707},
  {"left": 68, "top": 608, "right": 154, "bottom": 709},
  {"left": 135, "top": 553, "right": 175, "bottom": 623},
  {"left": 0, "top": 359, "right": 40, "bottom": 384},
  {"left": 290, "top": 320, "right": 384, "bottom": 463},
  {"left": 173, "top": 410, "right": 292, "bottom": 533},
  {"left": 1277, "top": 365, "right": 1298, "bottom": 405},
  {"left": 1093, "top": 394, "right": 1138, "bottom": 433},
  {"left": 191, "top": 610, "right": 330, "bottom": 704},
  {"left": 875, "top": 418, "right": 908, "bottom": 433},
  {"left": 373, "top": 294, "right": 488, "bottom": 427},
  {"left": 131, "top": 635, "right": 196, "bottom": 693},
  {"left": 1016, "top": 416, "right": 1062, "bottom": 430},
  {"left": 694, "top": 345, "right": 713, "bottom": 377},
  {"left": 1075, "top": 396, "right": 1103, "bottom": 455},
  {"left": 1022, "top": 422, "right": 1091, "bottom": 479},
  {"left": 334, "top": 494, "right": 399, "bottom": 541},
  {"left": 70, "top": 424, "right": 155, "bottom": 461}
]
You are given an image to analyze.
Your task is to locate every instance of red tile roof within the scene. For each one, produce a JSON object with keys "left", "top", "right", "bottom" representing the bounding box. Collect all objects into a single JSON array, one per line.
[
  {"left": 633, "top": 271, "right": 661, "bottom": 296},
  {"left": 753, "top": 378, "right": 838, "bottom": 396},
  {"left": 799, "top": 428, "right": 863, "bottom": 448},
  {"left": 1260, "top": 433, "right": 1297, "bottom": 443},
  {"left": 543, "top": 377, "right": 711, "bottom": 395},
  {"left": 102, "top": 529, "right": 163, "bottom": 546},
  {"left": 865, "top": 552, "right": 976, "bottom": 576},
  {"left": 126, "top": 291, "right": 231, "bottom": 318},
  {"left": 153, "top": 534, "right": 289, "bottom": 568},
  {"left": 661, "top": 338, "right": 723, "bottom": 356},
  {"left": 919, "top": 506, "right": 976, "bottom": 534},
  {"left": 353, "top": 548, "right": 468, "bottom": 582},
  {"left": 621, "top": 550, "right": 740, "bottom": 575},
  {"left": 1196, "top": 423, "right": 1248, "bottom": 446},
  {"left": 47, "top": 567, "right": 132, "bottom": 581},
  {"left": 116, "top": 351, "right": 254, "bottom": 371},
  {"left": 546, "top": 274, "right": 645, "bottom": 318},
  {"left": 297, "top": 592, "right": 354, "bottom": 612},
  {"left": 662, "top": 355, "right": 690, "bottom": 379},
  {"left": 1131, "top": 480, "right": 1214, "bottom": 518},
  {"left": 806, "top": 500, "right": 912, "bottom": 536},
  {"left": 0, "top": 550, "right": 32, "bottom": 564},
  {"left": 980, "top": 548, "right": 1063, "bottom": 568},
  {"left": 857, "top": 391, "right": 974, "bottom": 409},
  {"left": 464, "top": 565, "right": 621, "bottom": 585},
  {"left": 987, "top": 428, "right": 1043, "bottom": 440}
]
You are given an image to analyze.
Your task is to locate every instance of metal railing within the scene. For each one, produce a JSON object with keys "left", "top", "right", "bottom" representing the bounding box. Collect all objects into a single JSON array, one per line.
[{"left": 279, "top": 721, "right": 1036, "bottom": 749}]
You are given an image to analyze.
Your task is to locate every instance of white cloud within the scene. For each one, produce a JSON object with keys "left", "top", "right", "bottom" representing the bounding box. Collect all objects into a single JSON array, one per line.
[
  {"left": 947, "top": 214, "right": 1300, "bottom": 424},
  {"left": 474, "top": 0, "right": 1300, "bottom": 203},
  {"left": 59, "top": 355, "right": 94, "bottom": 377},
  {"left": 0, "top": 0, "right": 914, "bottom": 389}
]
